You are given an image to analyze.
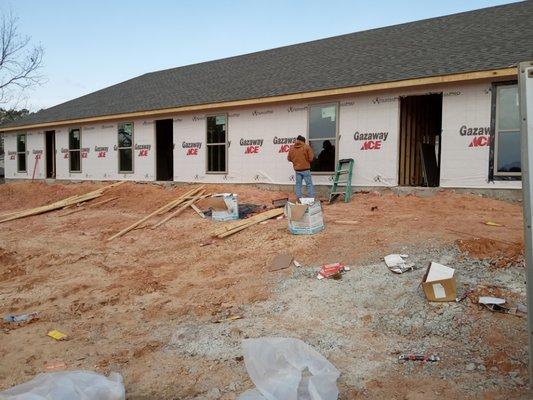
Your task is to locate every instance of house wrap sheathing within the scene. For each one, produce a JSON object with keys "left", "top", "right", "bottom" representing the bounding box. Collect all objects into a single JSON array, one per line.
[{"left": 1, "top": 2, "right": 531, "bottom": 190}]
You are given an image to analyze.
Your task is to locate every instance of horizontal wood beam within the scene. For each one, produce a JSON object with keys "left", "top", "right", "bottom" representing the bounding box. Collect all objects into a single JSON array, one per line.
[{"left": 0, "top": 67, "right": 517, "bottom": 133}]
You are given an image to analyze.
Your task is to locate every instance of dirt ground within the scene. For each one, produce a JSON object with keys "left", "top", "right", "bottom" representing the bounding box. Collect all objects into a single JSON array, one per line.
[{"left": 0, "top": 181, "right": 530, "bottom": 399}]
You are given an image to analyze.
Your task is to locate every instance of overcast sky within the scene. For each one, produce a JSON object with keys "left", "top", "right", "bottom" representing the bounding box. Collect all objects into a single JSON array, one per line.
[{"left": 5, "top": 0, "right": 520, "bottom": 111}]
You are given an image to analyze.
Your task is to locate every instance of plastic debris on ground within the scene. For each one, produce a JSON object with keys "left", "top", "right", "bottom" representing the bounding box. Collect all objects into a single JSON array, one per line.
[
  {"left": 47, "top": 330, "right": 67, "bottom": 341},
  {"left": 478, "top": 296, "right": 527, "bottom": 317},
  {"left": 317, "top": 263, "right": 350, "bottom": 280},
  {"left": 398, "top": 354, "right": 440, "bottom": 363},
  {"left": 383, "top": 254, "right": 415, "bottom": 274},
  {"left": 238, "top": 337, "right": 340, "bottom": 400},
  {"left": 3, "top": 312, "right": 38, "bottom": 323},
  {"left": 0, "top": 371, "right": 125, "bottom": 400}
]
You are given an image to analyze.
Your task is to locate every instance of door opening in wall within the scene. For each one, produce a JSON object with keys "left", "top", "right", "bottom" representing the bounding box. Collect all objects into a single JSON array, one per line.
[
  {"left": 156, "top": 119, "right": 174, "bottom": 181},
  {"left": 398, "top": 93, "right": 442, "bottom": 187},
  {"left": 45, "top": 130, "right": 56, "bottom": 179}
]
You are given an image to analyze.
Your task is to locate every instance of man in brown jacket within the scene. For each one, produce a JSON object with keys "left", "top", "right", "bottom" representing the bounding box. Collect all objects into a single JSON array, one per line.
[{"left": 287, "top": 135, "right": 315, "bottom": 199}]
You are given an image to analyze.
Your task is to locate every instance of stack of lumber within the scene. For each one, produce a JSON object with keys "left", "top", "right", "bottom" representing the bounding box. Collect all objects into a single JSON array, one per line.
[
  {"left": 0, "top": 181, "right": 125, "bottom": 224},
  {"left": 60, "top": 196, "right": 120, "bottom": 217},
  {"left": 210, "top": 208, "right": 284, "bottom": 239},
  {"left": 107, "top": 185, "right": 206, "bottom": 241}
]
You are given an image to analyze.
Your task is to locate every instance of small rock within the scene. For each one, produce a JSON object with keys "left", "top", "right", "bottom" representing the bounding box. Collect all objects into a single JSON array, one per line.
[
  {"left": 509, "top": 371, "right": 519, "bottom": 379},
  {"left": 466, "top": 363, "right": 476, "bottom": 371},
  {"left": 477, "top": 364, "right": 486, "bottom": 372},
  {"left": 490, "top": 366, "right": 499, "bottom": 372},
  {"left": 206, "top": 387, "right": 221, "bottom": 399}
]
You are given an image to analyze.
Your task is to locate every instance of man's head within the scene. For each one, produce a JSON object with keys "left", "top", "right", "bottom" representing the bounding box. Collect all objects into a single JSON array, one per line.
[{"left": 296, "top": 135, "right": 306, "bottom": 143}]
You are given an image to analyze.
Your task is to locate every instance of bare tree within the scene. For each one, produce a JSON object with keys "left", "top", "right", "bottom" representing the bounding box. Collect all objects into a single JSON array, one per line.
[{"left": 0, "top": 10, "right": 44, "bottom": 104}]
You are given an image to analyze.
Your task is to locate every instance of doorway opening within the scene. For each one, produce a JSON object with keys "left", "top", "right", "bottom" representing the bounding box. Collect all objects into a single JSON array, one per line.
[
  {"left": 156, "top": 119, "right": 174, "bottom": 181},
  {"left": 398, "top": 93, "right": 442, "bottom": 187},
  {"left": 45, "top": 130, "right": 56, "bottom": 179}
]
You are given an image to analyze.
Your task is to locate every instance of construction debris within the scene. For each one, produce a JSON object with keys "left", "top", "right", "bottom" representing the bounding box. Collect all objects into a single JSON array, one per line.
[
  {"left": 421, "top": 262, "right": 457, "bottom": 302},
  {"left": 239, "top": 337, "right": 340, "bottom": 400},
  {"left": 3, "top": 312, "right": 38, "bottom": 323},
  {"left": 479, "top": 297, "right": 527, "bottom": 317},
  {"left": 210, "top": 208, "right": 284, "bottom": 239},
  {"left": 0, "top": 181, "right": 125, "bottom": 224},
  {"left": 268, "top": 253, "right": 294, "bottom": 272},
  {"left": 107, "top": 186, "right": 205, "bottom": 240},
  {"left": 0, "top": 371, "right": 125, "bottom": 400},
  {"left": 398, "top": 354, "right": 440, "bottom": 363},
  {"left": 60, "top": 196, "right": 119, "bottom": 217},
  {"left": 384, "top": 254, "right": 415, "bottom": 274},
  {"left": 47, "top": 330, "right": 67, "bottom": 341},
  {"left": 317, "top": 263, "right": 350, "bottom": 280}
]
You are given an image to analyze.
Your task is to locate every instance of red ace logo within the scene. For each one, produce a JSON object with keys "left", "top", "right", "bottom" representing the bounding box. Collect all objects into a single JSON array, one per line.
[
  {"left": 469, "top": 136, "right": 491, "bottom": 147},
  {"left": 354, "top": 131, "right": 388, "bottom": 150}
]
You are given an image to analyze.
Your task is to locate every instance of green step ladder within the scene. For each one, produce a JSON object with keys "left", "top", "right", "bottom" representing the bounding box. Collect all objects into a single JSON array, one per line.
[{"left": 329, "top": 158, "right": 354, "bottom": 203}]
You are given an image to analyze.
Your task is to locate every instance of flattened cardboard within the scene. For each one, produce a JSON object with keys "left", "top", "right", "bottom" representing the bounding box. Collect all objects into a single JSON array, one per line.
[
  {"left": 421, "top": 262, "right": 457, "bottom": 302},
  {"left": 206, "top": 196, "right": 230, "bottom": 211},
  {"left": 288, "top": 204, "right": 308, "bottom": 221},
  {"left": 269, "top": 253, "right": 294, "bottom": 271}
]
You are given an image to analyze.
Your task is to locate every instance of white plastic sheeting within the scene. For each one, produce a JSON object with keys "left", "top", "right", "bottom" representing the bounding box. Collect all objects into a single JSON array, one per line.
[
  {"left": 238, "top": 337, "right": 340, "bottom": 400},
  {"left": 0, "top": 371, "right": 125, "bottom": 400}
]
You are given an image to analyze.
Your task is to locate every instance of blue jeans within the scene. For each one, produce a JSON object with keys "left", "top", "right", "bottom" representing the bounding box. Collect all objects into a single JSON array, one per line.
[{"left": 295, "top": 170, "right": 315, "bottom": 199}]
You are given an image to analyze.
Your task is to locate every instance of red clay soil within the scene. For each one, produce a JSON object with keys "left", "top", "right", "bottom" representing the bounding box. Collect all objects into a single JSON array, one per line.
[{"left": 0, "top": 181, "right": 525, "bottom": 399}]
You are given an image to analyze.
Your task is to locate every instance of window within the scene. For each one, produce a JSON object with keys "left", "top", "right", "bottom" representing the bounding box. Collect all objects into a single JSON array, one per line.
[
  {"left": 16, "top": 134, "right": 26, "bottom": 172},
  {"left": 308, "top": 104, "right": 337, "bottom": 172},
  {"left": 69, "top": 128, "right": 81, "bottom": 172},
  {"left": 206, "top": 115, "right": 227, "bottom": 173},
  {"left": 494, "top": 83, "right": 520, "bottom": 176},
  {"left": 118, "top": 122, "right": 133, "bottom": 173}
]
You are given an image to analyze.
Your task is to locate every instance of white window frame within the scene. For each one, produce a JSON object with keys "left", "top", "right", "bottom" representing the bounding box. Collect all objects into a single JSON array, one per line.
[
  {"left": 118, "top": 122, "right": 134, "bottom": 173},
  {"left": 16, "top": 133, "right": 27, "bottom": 173},
  {"left": 493, "top": 83, "right": 521, "bottom": 177},
  {"left": 206, "top": 114, "right": 228, "bottom": 174},
  {"left": 69, "top": 127, "right": 82, "bottom": 173},
  {"left": 307, "top": 102, "right": 339, "bottom": 174}
]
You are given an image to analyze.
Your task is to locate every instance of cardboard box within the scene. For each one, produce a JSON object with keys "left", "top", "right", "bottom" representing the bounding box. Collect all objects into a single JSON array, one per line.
[
  {"left": 284, "top": 201, "right": 324, "bottom": 235},
  {"left": 207, "top": 193, "right": 239, "bottom": 221},
  {"left": 421, "top": 262, "right": 457, "bottom": 302}
]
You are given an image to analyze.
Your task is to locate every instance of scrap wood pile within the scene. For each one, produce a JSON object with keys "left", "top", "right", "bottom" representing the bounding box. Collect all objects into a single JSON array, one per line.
[
  {"left": 210, "top": 207, "right": 284, "bottom": 239},
  {"left": 107, "top": 185, "right": 208, "bottom": 241},
  {"left": 0, "top": 181, "right": 125, "bottom": 224}
]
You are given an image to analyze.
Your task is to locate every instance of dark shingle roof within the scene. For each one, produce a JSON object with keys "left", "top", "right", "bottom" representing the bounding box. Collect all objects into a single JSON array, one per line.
[{"left": 5, "top": 1, "right": 533, "bottom": 129}]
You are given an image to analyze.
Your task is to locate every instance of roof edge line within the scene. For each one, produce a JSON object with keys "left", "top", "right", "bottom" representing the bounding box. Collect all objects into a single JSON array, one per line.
[{"left": 1, "top": 67, "right": 517, "bottom": 132}]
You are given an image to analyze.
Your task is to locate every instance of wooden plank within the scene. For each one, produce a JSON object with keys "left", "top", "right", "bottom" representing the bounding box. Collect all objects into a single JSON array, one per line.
[
  {"left": 106, "top": 189, "right": 202, "bottom": 241},
  {"left": 152, "top": 190, "right": 206, "bottom": 228},
  {"left": 1, "top": 68, "right": 516, "bottom": 133},
  {"left": 404, "top": 97, "right": 413, "bottom": 185},
  {"left": 333, "top": 220, "right": 359, "bottom": 225},
  {"left": 190, "top": 204, "right": 205, "bottom": 218},
  {"left": 217, "top": 209, "right": 284, "bottom": 238},
  {"left": 399, "top": 97, "right": 407, "bottom": 186},
  {"left": 155, "top": 186, "right": 205, "bottom": 216},
  {"left": 210, "top": 208, "right": 284, "bottom": 236}
]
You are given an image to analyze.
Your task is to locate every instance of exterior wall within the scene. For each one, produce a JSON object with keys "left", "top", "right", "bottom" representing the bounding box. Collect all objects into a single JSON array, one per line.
[
  {"left": 3, "top": 79, "right": 521, "bottom": 190},
  {"left": 4, "top": 130, "right": 45, "bottom": 179}
]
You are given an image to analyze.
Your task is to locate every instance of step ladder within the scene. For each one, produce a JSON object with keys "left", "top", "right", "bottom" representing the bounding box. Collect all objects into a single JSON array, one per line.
[{"left": 329, "top": 158, "right": 354, "bottom": 203}]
